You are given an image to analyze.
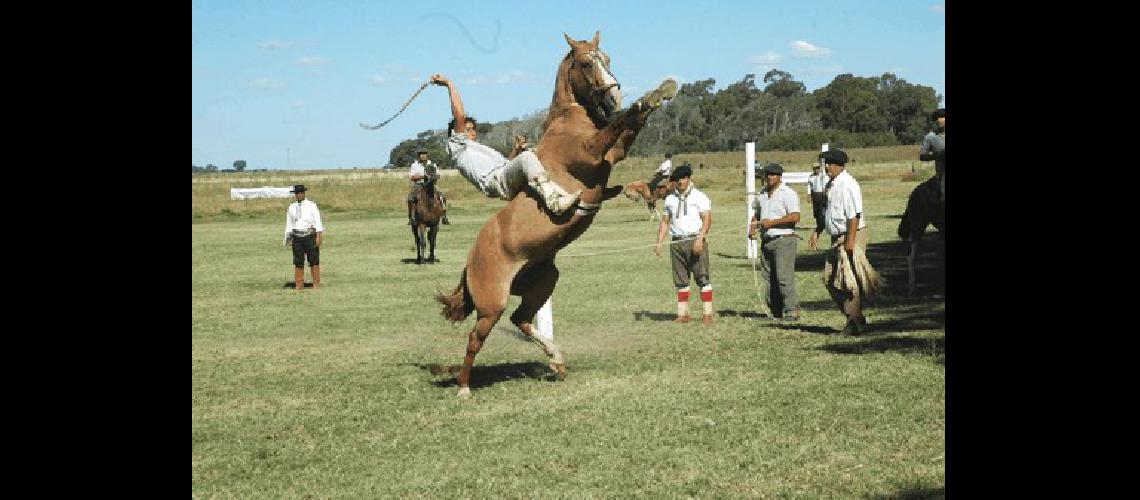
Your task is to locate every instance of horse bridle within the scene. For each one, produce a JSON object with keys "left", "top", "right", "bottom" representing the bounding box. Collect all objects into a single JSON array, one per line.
[{"left": 568, "top": 49, "right": 620, "bottom": 108}]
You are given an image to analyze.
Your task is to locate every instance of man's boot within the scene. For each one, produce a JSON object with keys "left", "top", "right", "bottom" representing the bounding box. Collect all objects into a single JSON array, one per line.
[
  {"left": 674, "top": 290, "right": 691, "bottom": 323},
  {"left": 294, "top": 267, "right": 304, "bottom": 291},
  {"left": 311, "top": 265, "right": 320, "bottom": 290},
  {"left": 528, "top": 174, "right": 582, "bottom": 215}
]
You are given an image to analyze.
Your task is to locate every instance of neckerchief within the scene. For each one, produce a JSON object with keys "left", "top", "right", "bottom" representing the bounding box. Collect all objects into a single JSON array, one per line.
[{"left": 675, "top": 184, "right": 693, "bottom": 217}]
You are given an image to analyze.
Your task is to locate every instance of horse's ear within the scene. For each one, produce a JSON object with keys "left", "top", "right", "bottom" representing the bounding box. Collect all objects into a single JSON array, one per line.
[
  {"left": 592, "top": 31, "right": 600, "bottom": 47},
  {"left": 563, "top": 33, "right": 575, "bottom": 47}
]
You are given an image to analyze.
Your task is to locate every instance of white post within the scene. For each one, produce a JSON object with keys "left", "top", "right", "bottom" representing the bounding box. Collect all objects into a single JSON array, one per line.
[{"left": 745, "top": 142, "right": 757, "bottom": 259}]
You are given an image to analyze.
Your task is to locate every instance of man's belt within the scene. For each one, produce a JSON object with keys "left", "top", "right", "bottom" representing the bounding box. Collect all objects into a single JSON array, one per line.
[
  {"left": 291, "top": 228, "right": 316, "bottom": 237},
  {"left": 671, "top": 234, "right": 700, "bottom": 241},
  {"left": 761, "top": 233, "right": 797, "bottom": 243}
]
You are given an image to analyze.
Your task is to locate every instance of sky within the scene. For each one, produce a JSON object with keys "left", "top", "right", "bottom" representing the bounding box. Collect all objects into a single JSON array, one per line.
[{"left": 192, "top": 0, "right": 945, "bottom": 170}]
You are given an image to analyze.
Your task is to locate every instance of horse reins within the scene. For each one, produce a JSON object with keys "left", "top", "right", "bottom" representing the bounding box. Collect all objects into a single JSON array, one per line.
[{"left": 360, "top": 80, "right": 431, "bottom": 130}]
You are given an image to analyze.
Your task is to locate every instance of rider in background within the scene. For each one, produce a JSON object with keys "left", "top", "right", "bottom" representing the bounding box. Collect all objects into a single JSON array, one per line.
[{"left": 407, "top": 149, "right": 449, "bottom": 225}]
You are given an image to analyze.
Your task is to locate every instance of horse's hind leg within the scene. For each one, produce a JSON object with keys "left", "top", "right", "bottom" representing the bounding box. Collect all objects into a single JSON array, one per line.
[
  {"left": 907, "top": 239, "right": 918, "bottom": 296},
  {"left": 456, "top": 256, "right": 515, "bottom": 398},
  {"left": 509, "top": 260, "right": 565, "bottom": 379},
  {"left": 428, "top": 223, "right": 439, "bottom": 263},
  {"left": 456, "top": 309, "right": 504, "bottom": 399}
]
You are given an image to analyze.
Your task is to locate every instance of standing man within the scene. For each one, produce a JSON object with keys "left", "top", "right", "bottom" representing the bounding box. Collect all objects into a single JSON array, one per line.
[
  {"left": 654, "top": 164, "right": 715, "bottom": 325},
  {"left": 647, "top": 153, "right": 673, "bottom": 192},
  {"left": 807, "top": 150, "right": 881, "bottom": 335},
  {"left": 407, "top": 149, "right": 449, "bottom": 225},
  {"left": 806, "top": 161, "right": 828, "bottom": 232},
  {"left": 919, "top": 108, "right": 945, "bottom": 202},
  {"left": 283, "top": 184, "right": 324, "bottom": 291},
  {"left": 749, "top": 163, "right": 801, "bottom": 321}
]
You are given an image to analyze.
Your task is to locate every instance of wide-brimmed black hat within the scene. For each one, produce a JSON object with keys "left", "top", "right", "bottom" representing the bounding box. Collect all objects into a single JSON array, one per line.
[
  {"left": 416, "top": 149, "right": 428, "bottom": 154},
  {"left": 932, "top": 108, "right": 946, "bottom": 119},
  {"left": 670, "top": 163, "right": 692, "bottom": 181},
  {"left": 818, "top": 149, "right": 848, "bottom": 165},
  {"left": 764, "top": 163, "right": 784, "bottom": 175},
  {"left": 289, "top": 184, "right": 307, "bottom": 193}
]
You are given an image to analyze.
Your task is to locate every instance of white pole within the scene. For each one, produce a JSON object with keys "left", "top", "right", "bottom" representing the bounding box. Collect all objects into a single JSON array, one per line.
[{"left": 745, "top": 142, "right": 757, "bottom": 259}]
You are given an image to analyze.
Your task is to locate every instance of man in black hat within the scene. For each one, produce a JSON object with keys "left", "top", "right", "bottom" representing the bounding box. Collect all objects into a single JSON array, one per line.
[
  {"left": 919, "top": 108, "right": 945, "bottom": 202},
  {"left": 807, "top": 150, "right": 881, "bottom": 335},
  {"left": 654, "top": 163, "right": 715, "bottom": 325},
  {"left": 283, "top": 184, "right": 324, "bottom": 291},
  {"left": 407, "top": 149, "right": 449, "bottom": 225},
  {"left": 749, "top": 163, "right": 801, "bottom": 321}
]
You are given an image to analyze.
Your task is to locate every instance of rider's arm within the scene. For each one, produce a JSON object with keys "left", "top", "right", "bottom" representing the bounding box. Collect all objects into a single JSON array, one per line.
[{"left": 431, "top": 74, "right": 467, "bottom": 134}]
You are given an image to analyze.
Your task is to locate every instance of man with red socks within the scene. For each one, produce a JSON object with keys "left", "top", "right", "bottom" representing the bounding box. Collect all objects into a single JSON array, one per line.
[{"left": 654, "top": 164, "right": 714, "bottom": 325}]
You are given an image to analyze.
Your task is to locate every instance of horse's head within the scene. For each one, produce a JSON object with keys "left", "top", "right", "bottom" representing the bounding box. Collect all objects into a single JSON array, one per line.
[{"left": 562, "top": 31, "right": 621, "bottom": 125}]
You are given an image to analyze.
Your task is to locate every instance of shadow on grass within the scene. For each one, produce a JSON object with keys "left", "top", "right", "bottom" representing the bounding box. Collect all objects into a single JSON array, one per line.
[
  {"left": 868, "top": 485, "right": 945, "bottom": 499},
  {"left": 409, "top": 362, "right": 559, "bottom": 389},
  {"left": 632, "top": 310, "right": 676, "bottom": 321},
  {"left": 717, "top": 309, "right": 771, "bottom": 319},
  {"left": 399, "top": 257, "right": 439, "bottom": 265},
  {"left": 281, "top": 282, "right": 314, "bottom": 288}
]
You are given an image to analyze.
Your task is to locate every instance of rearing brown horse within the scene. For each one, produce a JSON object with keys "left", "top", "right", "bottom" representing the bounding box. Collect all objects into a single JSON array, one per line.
[{"left": 436, "top": 31, "right": 676, "bottom": 398}]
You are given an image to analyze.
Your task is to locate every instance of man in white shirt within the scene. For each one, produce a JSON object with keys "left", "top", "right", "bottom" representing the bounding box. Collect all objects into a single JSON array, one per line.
[
  {"left": 749, "top": 163, "right": 801, "bottom": 321},
  {"left": 407, "top": 150, "right": 450, "bottom": 225},
  {"left": 654, "top": 164, "right": 715, "bottom": 325},
  {"left": 805, "top": 162, "right": 828, "bottom": 232},
  {"left": 647, "top": 153, "right": 673, "bottom": 191},
  {"left": 807, "top": 150, "right": 881, "bottom": 335},
  {"left": 919, "top": 108, "right": 945, "bottom": 203},
  {"left": 283, "top": 184, "right": 325, "bottom": 291},
  {"left": 430, "top": 73, "right": 581, "bottom": 214}
]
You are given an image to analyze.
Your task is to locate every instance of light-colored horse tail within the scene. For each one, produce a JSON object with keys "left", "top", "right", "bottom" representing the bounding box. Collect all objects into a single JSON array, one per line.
[{"left": 436, "top": 266, "right": 474, "bottom": 322}]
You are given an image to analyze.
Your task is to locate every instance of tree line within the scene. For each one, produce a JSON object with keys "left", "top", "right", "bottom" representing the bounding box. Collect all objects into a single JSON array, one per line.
[{"left": 386, "top": 69, "right": 941, "bottom": 169}]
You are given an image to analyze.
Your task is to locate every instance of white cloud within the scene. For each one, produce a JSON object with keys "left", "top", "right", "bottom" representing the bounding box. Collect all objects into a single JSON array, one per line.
[
  {"left": 790, "top": 40, "right": 832, "bottom": 58},
  {"left": 930, "top": 4, "right": 945, "bottom": 13},
  {"left": 258, "top": 39, "right": 294, "bottom": 50},
  {"left": 370, "top": 75, "right": 389, "bottom": 85},
  {"left": 296, "top": 56, "right": 329, "bottom": 66},
  {"left": 248, "top": 78, "right": 285, "bottom": 88},
  {"left": 749, "top": 52, "right": 783, "bottom": 67},
  {"left": 290, "top": 101, "right": 305, "bottom": 109}
]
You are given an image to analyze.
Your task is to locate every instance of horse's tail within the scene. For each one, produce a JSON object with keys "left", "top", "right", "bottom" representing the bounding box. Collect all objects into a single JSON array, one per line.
[{"left": 435, "top": 266, "right": 474, "bottom": 322}]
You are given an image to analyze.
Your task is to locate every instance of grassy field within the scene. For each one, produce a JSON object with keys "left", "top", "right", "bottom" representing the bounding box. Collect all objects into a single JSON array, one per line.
[{"left": 192, "top": 147, "right": 945, "bottom": 498}]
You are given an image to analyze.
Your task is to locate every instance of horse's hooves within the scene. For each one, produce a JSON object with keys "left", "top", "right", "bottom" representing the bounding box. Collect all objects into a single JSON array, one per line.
[{"left": 457, "top": 387, "right": 471, "bottom": 399}]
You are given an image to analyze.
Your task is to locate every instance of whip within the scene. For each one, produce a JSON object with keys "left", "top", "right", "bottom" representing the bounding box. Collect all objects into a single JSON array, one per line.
[{"left": 359, "top": 80, "right": 431, "bottom": 130}]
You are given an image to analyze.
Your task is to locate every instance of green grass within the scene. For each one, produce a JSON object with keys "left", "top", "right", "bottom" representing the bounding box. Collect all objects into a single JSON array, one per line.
[{"left": 192, "top": 155, "right": 944, "bottom": 498}]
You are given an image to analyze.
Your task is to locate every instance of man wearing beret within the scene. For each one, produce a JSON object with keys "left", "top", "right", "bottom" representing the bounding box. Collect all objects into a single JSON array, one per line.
[
  {"left": 749, "top": 163, "right": 801, "bottom": 321},
  {"left": 283, "top": 184, "right": 324, "bottom": 291},
  {"left": 808, "top": 150, "right": 881, "bottom": 335},
  {"left": 919, "top": 108, "right": 945, "bottom": 203},
  {"left": 806, "top": 162, "right": 828, "bottom": 231},
  {"left": 654, "top": 163, "right": 715, "bottom": 325},
  {"left": 407, "top": 149, "right": 450, "bottom": 225}
]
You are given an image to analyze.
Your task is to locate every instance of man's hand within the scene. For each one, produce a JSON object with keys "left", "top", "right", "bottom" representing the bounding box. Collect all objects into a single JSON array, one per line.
[
  {"left": 316, "top": 235, "right": 323, "bottom": 247},
  {"left": 654, "top": 242, "right": 663, "bottom": 259},
  {"left": 692, "top": 237, "right": 704, "bottom": 255},
  {"left": 514, "top": 135, "right": 527, "bottom": 151},
  {"left": 430, "top": 73, "right": 450, "bottom": 86},
  {"left": 808, "top": 232, "right": 819, "bottom": 251}
]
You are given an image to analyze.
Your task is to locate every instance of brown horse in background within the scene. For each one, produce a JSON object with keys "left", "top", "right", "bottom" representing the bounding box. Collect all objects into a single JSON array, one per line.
[
  {"left": 410, "top": 173, "right": 443, "bottom": 264},
  {"left": 897, "top": 176, "right": 944, "bottom": 295},
  {"left": 623, "top": 180, "right": 672, "bottom": 220},
  {"left": 436, "top": 31, "right": 677, "bottom": 398}
]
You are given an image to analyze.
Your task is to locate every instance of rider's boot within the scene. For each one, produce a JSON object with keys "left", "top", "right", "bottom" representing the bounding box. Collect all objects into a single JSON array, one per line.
[{"left": 528, "top": 174, "right": 582, "bottom": 215}]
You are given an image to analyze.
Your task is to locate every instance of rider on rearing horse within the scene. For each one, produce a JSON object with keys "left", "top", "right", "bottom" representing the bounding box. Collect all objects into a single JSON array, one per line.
[
  {"left": 407, "top": 149, "right": 450, "bottom": 225},
  {"left": 429, "top": 73, "right": 582, "bottom": 214}
]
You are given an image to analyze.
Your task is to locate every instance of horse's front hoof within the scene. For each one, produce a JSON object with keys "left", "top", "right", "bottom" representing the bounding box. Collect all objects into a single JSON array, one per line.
[{"left": 457, "top": 387, "right": 471, "bottom": 399}]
